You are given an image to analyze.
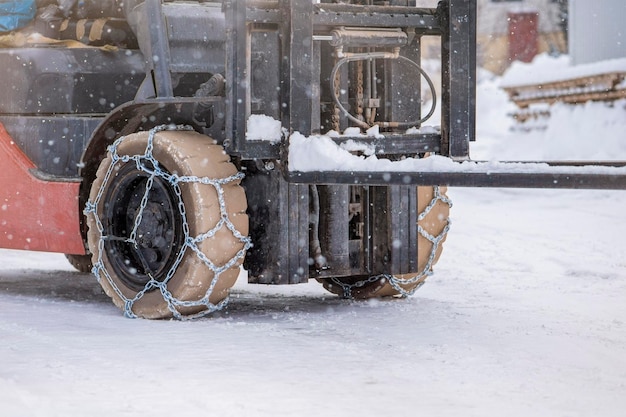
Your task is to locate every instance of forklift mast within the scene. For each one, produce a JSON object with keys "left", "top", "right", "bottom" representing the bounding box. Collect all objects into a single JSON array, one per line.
[{"left": 108, "top": 0, "right": 479, "bottom": 285}]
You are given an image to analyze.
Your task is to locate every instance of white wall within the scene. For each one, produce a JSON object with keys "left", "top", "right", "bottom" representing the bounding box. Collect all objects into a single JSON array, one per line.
[{"left": 570, "top": 0, "right": 626, "bottom": 64}]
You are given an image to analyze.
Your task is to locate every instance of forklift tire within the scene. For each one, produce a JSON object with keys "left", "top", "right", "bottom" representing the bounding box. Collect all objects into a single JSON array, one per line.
[
  {"left": 86, "top": 130, "right": 248, "bottom": 319},
  {"left": 320, "top": 186, "right": 450, "bottom": 298},
  {"left": 64, "top": 254, "right": 93, "bottom": 273}
]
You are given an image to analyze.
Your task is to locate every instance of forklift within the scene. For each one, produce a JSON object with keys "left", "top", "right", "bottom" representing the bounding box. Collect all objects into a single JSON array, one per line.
[{"left": 0, "top": 0, "right": 623, "bottom": 318}]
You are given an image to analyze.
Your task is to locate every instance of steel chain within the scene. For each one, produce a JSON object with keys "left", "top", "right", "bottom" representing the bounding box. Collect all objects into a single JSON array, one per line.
[
  {"left": 332, "top": 55, "right": 341, "bottom": 132},
  {"left": 356, "top": 58, "right": 364, "bottom": 122}
]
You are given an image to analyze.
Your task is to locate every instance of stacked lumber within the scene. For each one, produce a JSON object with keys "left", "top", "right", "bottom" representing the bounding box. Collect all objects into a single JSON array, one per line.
[{"left": 500, "top": 57, "right": 626, "bottom": 129}]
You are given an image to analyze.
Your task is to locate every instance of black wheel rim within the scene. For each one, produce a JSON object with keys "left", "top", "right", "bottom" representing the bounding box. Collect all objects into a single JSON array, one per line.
[{"left": 103, "top": 162, "right": 184, "bottom": 292}]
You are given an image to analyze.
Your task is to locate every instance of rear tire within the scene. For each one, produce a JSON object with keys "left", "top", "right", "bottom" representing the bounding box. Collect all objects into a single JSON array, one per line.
[
  {"left": 319, "top": 186, "right": 450, "bottom": 298},
  {"left": 64, "top": 254, "right": 93, "bottom": 273},
  {"left": 85, "top": 128, "right": 249, "bottom": 319}
]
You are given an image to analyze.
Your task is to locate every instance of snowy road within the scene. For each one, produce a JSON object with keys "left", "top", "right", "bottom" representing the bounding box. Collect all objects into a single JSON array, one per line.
[{"left": 1, "top": 187, "right": 625, "bottom": 417}]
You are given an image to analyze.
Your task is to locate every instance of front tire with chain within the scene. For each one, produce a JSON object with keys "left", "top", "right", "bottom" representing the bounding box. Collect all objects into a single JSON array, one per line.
[
  {"left": 320, "top": 185, "right": 451, "bottom": 298},
  {"left": 85, "top": 128, "right": 249, "bottom": 319}
]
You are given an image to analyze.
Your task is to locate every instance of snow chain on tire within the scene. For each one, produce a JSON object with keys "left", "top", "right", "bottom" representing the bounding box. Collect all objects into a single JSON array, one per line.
[
  {"left": 323, "top": 186, "right": 452, "bottom": 299},
  {"left": 84, "top": 125, "right": 252, "bottom": 319}
]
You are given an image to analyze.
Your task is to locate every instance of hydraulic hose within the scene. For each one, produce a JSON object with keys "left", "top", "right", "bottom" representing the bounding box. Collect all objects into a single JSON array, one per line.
[{"left": 330, "top": 53, "right": 437, "bottom": 129}]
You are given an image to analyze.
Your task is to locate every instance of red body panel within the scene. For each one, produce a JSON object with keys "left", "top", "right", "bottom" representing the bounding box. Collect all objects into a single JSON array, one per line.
[{"left": 0, "top": 123, "right": 86, "bottom": 254}]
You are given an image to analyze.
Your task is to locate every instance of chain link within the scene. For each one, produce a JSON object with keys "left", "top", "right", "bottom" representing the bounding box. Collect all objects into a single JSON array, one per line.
[
  {"left": 84, "top": 124, "right": 252, "bottom": 319},
  {"left": 332, "top": 55, "right": 341, "bottom": 132},
  {"left": 356, "top": 58, "right": 364, "bottom": 122}
]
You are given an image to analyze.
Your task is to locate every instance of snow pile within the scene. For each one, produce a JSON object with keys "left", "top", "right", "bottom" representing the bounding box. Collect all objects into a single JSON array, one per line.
[
  {"left": 474, "top": 54, "right": 626, "bottom": 161},
  {"left": 541, "top": 100, "right": 626, "bottom": 160},
  {"left": 246, "top": 114, "right": 284, "bottom": 143},
  {"left": 288, "top": 132, "right": 423, "bottom": 172}
]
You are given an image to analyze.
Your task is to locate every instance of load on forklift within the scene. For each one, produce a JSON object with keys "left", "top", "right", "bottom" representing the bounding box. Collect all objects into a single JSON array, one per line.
[{"left": 0, "top": 0, "right": 624, "bottom": 319}]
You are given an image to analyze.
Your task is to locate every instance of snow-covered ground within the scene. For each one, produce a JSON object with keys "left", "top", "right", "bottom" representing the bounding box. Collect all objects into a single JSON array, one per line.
[{"left": 2, "top": 55, "right": 626, "bottom": 416}]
